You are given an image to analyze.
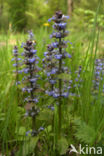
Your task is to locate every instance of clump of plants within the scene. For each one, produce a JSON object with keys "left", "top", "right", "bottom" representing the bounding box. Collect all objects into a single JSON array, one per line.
[
  {"left": 11, "top": 11, "right": 104, "bottom": 156},
  {"left": 11, "top": 11, "right": 72, "bottom": 155}
]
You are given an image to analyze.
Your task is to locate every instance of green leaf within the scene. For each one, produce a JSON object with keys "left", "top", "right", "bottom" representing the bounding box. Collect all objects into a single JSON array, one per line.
[
  {"left": 57, "top": 137, "right": 68, "bottom": 155},
  {"left": 15, "top": 127, "right": 26, "bottom": 141},
  {"left": 18, "top": 126, "right": 26, "bottom": 136},
  {"left": 57, "top": 73, "right": 71, "bottom": 81},
  {"left": 37, "top": 109, "right": 53, "bottom": 122},
  {"left": 84, "top": 10, "right": 94, "bottom": 15},
  {"left": 73, "top": 118, "right": 96, "bottom": 145},
  {"left": 16, "top": 136, "right": 39, "bottom": 156},
  {"left": 0, "top": 117, "right": 5, "bottom": 121},
  {"left": 26, "top": 12, "right": 36, "bottom": 19},
  {"left": 44, "top": 125, "right": 52, "bottom": 133}
]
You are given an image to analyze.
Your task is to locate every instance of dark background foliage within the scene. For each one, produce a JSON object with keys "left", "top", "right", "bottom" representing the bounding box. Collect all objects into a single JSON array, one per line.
[{"left": 0, "top": 0, "right": 103, "bottom": 32}]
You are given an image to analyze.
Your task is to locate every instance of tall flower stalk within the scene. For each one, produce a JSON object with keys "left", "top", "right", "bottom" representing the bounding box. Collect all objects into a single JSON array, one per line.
[
  {"left": 22, "top": 31, "right": 40, "bottom": 135},
  {"left": 12, "top": 46, "right": 22, "bottom": 85},
  {"left": 12, "top": 45, "right": 23, "bottom": 106},
  {"left": 43, "top": 11, "right": 71, "bottom": 138}
]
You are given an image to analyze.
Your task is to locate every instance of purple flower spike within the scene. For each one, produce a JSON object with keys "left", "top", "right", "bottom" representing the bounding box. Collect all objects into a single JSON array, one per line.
[
  {"left": 12, "top": 46, "right": 22, "bottom": 86},
  {"left": 21, "top": 31, "right": 40, "bottom": 128},
  {"left": 43, "top": 11, "right": 71, "bottom": 116}
]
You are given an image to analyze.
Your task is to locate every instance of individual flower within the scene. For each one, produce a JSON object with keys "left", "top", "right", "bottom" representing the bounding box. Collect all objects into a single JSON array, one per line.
[{"left": 43, "top": 23, "right": 50, "bottom": 27}]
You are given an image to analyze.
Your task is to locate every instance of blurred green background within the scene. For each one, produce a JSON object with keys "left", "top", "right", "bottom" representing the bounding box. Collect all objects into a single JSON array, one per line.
[{"left": 0, "top": 0, "right": 104, "bottom": 32}]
